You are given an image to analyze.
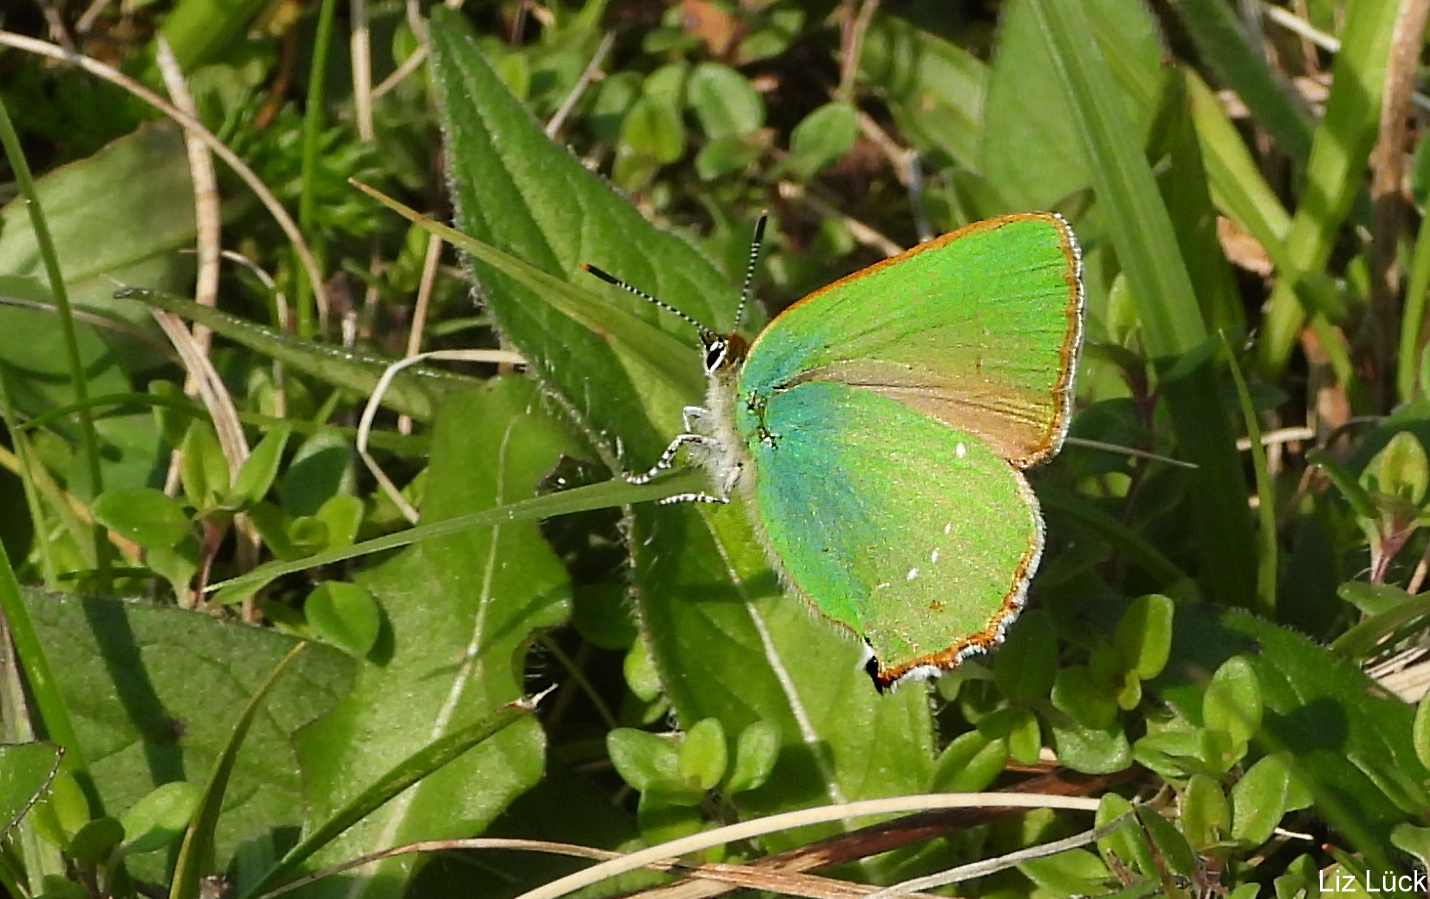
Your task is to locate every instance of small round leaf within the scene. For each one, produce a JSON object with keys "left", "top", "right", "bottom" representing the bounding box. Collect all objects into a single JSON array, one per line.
[
  {"left": 119, "top": 782, "right": 198, "bottom": 856},
  {"left": 1203, "top": 656, "right": 1262, "bottom": 748},
  {"left": 787, "top": 102, "right": 857, "bottom": 178},
  {"left": 725, "top": 720, "right": 780, "bottom": 794},
  {"left": 678, "top": 718, "right": 728, "bottom": 792},
  {"left": 608, "top": 728, "right": 681, "bottom": 793},
  {"left": 1113, "top": 593, "right": 1174, "bottom": 679},
  {"left": 305, "top": 582, "right": 381, "bottom": 657},
  {"left": 92, "top": 488, "right": 191, "bottom": 550}
]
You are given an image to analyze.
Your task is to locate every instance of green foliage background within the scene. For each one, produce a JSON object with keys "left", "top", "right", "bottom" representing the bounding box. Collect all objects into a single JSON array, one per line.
[{"left": 1, "top": 1, "right": 1429, "bottom": 898}]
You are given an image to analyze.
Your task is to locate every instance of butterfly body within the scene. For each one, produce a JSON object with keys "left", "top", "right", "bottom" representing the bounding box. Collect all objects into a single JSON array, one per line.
[{"left": 607, "top": 213, "right": 1083, "bottom": 690}]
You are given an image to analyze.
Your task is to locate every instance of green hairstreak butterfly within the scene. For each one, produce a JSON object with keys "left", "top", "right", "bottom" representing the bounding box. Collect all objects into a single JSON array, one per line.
[{"left": 586, "top": 213, "right": 1083, "bottom": 690}]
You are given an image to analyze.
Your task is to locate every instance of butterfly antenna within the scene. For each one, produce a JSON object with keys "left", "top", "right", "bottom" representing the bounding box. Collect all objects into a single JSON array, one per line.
[
  {"left": 582, "top": 262, "right": 715, "bottom": 341},
  {"left": 734, "top": 212, "right": 768, "bottom": 332}
]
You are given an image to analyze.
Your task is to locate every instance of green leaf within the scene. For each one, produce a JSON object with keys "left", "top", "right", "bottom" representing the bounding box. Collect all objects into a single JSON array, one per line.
[
  {"left": 1331, "top": 585, "right": 1430, "bottom": 659},
  {"left": 1137, "top": 806, "right": 1199, "bottom": 880},
  {"left": 290, "top": 379, "right": 572, "bottom": 899},
  {"left": 695, "top": 134, "right": 764, "bottom": 181},
  {"left": 1255, "top": 0, "right": 1400, "bottom": 375},
  {"left": 1391, "top": 823, "right": 1430, "bottom": 871},
  {"left": 994, "top": 608, "right": 1057, "bottom": 704},
  {"left": 1018, "top": 848, "right": 1110, "bottom": 896},
  {"left": 180, "top": 421, "right": 228, "bottom": 511},
  {"left": 170, "top": 644, "right": 306, "bottom": 899},
  {"left": 147, "top": 537, "right": 199, "bottom": 601},
  {"left": 687, "top": 62, "right": 764, "bottom": 139},
  {"left": 636, "top": 790, "right": 704, "bottom": 844},
  {"left": 1095, "top": 792, "right": 1154, "bottom": 878},
  {"left": 1156, "top": 604, "right": 1430, "bottom": 867},
  {"left": 1416, "top": 688, "right": 1430, "bottom": 771},
  {"left": 1006, "top": 709, "right": 1043, "bottom": 765},
  {"left": 1230, "top": 754, "right": 1291, "bottom": 847},
  {"left": 1181, "top": 774, "right": 1228, "bottom": 850},
  {"left": 1114, "top": 593, "right": 1174, "bottom": 680},
  {"left": 1202, "top": 656, "right": 1262, "bottom": 749},
  {"left": 1047, "top": 717, "right": 1131, "bottom": 775},
  {"left": 280, "top": 429, "right": 352, "bottom": 518},
  {"left": 229, "top": 424, "right": 292, "bottom": 509},
  {"left": 1362, "top": 431, "right": 1429, "bottom": 506},
  {"left": 860, "top": 16, "right": 985, "bottom": 168},
  {"left": 0, "top": 123, "right": 193, "bottom": 338},
  {"left": 92, "top": 487, "right": 191, "bottom": 550},
  {"left": 608, "top": 729, "right": 682, "bottom": 794},
  {"left": 304, "top": 582, "right": 381, "bottom": 658},
  {"left": 118, "top": 781, "right": 199, "bottom": 856},
  {"left": 678, "top": 718, "right": 728, "bottom": 792},
  {"left": 22, "top": 591, "right": 353, "bottom": 883},
  {"left": 67, "top": 816, "right": 124, "bottom": 865},
  {"left": 0, "top": 743, "right": 62, "bottom": 841},
  {"left": 1174, "top": 0, "right": 1312, "bottom": 163},
  {"left": 928, "top": 730, "right": 1007, "bottom": 794},
  {"left": 624, "top": 640, "right": 662, "bottom": 704},
  {"left": 616, "top": 94, "right": 685, "bottom": 189},
  {"left": 1051, "top": 664, "right": 1118, "bottom": 729},
  {"left": 725, "top": 720, "right": 779, "bottom": 795},
  {"left": 250, "top": 698, "right": 536, "bottom": 896},
  {"left": 428, "top": 10, "right": 937, "bottom": 845},
  {"left": 786, "top": 102, "right": 857, "bottom": 178},
  {"left": 1029, "top": 0, "right": 1260, "bottom": 608},
  {"left": 314, "top": 494, "right": 364, "bottom": 549}
]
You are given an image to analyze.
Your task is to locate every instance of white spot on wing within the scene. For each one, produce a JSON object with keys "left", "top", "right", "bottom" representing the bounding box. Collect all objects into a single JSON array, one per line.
[
  {"left": 943, "top": 523, "right": 952, "bottom": 535},
  {"left": 906, "top": 567, "right": 919, "bottom": 582},
  {"left": 955, "top": 442, "right": 967, "bottom": 459},
  {"left": 930, "top": 549, "right": 939, "bottom": 564}
]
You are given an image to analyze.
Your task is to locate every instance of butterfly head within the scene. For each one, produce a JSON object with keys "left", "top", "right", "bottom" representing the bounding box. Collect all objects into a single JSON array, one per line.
[{"left": 702, "top": 331, "right": 749, "bottom": 376}]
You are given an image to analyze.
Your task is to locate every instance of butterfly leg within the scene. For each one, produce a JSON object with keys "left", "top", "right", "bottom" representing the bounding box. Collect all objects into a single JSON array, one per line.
[
  {"left": 625, "top": 431, "right": 735, "bottom": 506},
  {"left": 625, "top": 432, "right": 718, "bottom": 484},
  {"left": 682, "top": 405, "right": 714, "bottom": 431}
]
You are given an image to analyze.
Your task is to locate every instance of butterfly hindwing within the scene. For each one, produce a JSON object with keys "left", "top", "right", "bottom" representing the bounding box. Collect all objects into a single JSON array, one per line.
[{"left": 740, "top": 381, "right": 1041, "bottom": 685}]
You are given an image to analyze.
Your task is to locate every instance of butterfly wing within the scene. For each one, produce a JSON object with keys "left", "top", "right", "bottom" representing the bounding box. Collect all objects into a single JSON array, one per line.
[
  {"left": 742, "top": 381, "right": 1041, "bottom": 688},
  {"left": 738, "top": 213, "right": 1081, "bottom": 468}
]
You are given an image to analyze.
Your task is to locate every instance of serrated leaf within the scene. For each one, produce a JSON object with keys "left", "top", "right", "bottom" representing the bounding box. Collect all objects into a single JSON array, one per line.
[
  {"left": 1156, "top": 604, "right": 1430, "bottom": 866},
  {"left": 427, "top": 9, "right": 936, "bottom": 850}
]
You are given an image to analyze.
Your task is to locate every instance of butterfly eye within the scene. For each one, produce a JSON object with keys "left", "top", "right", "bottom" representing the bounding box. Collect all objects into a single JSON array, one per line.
[{"left": 704, "top": 340, "right": 727, "bottom": 370}]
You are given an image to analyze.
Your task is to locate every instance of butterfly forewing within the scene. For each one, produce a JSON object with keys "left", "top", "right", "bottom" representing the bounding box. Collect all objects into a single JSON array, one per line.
[{"left": 737, "top": 214, "right": 1082, "bottom": 468}]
